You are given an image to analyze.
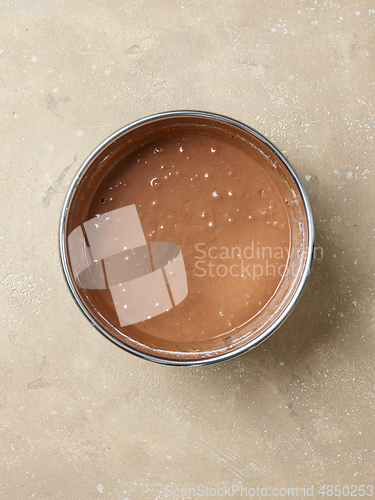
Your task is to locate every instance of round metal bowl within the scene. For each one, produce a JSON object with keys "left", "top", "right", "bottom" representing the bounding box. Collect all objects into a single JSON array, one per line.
[{"left": 60, "top": 111, "right": 314, "bottom": 365}]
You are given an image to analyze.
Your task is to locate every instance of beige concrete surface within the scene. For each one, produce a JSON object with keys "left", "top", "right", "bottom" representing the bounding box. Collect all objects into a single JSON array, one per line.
[{"left": 1, "top": 0, "right": 374, "bottom": 498}]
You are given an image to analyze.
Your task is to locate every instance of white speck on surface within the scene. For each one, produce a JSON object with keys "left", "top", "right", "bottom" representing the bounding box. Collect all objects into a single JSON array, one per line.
[
  {"left": 97, "top": 484, "right": 104, "bottom": 494},
  {"left": 311, "top": 20, "right": 319, "bottom": 26},
  {"left": 333, "top": 170, "right": 339, "bottom": 175},
  {"left": 353, "top": 301, "right": 357, "bottom": 306},
  {"left": 92, "top": 64, "right": 96, "bottom": 69},
  {"left": 347, "top": 172, "right": 353, "bottom": 179},
  {"left": 105, "top": 69, "right": 111, "bottom": 75},
  {"left": 305, "top": 175, "right": 312, "bottom": 181},
  {"left": 53, "top": 87, "right": 58, "bottom": 93},
  {"left": 355, "top": 11, "right": 360, "bottom": 16},
  {"left": 27, "top": 221, "right": 31, "bottom": 226},
  {"left": 77, "top": 130, "right": 84, "bottom": 137},
  {"left": 31, "top": 56, "right": 38, "bottom": 63},
  {"left": 44, "top": 141, "right": 54, "bottom": 152}
]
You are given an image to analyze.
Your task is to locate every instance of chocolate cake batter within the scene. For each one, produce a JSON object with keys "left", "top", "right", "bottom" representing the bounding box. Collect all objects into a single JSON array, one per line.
[{"left": 83, "top": 133, "right": 291, "bottom": 354}]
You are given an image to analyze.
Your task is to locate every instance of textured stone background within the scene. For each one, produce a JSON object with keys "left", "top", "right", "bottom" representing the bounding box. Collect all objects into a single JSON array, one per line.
[{"left": 0, "top": 1, "right": 374, "bottom": 498}]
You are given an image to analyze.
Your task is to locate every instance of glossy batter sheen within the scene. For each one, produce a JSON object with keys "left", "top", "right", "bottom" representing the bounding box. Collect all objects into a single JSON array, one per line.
[{"left": 87, "top": 134, "right": 291, "bottom": 349}]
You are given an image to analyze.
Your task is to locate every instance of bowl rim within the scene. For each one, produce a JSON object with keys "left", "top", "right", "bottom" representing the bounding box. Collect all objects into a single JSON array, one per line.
[{"left": 59, "top": 110, "right": 315, "bottom": 366}]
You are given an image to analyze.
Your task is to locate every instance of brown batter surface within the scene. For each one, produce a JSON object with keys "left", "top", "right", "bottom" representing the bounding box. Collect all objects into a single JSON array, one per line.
[{"left": 86, "top": 133, "right": 291, "bottom": 351}]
